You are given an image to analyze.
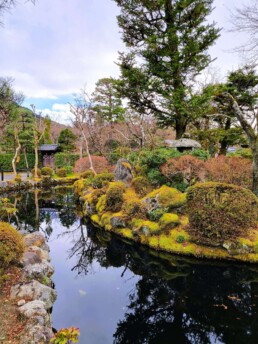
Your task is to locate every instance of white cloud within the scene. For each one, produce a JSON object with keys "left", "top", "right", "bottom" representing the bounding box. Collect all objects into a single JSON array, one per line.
[{"left": 39, "top": 103, "right": 72, "bottom": 125}]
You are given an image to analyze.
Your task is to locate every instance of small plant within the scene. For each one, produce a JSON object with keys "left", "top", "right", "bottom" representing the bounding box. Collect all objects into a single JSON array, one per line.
[
  {"left": 80, "top": 170, "right": 95, "bottom": 179},
  {"left": 176, "top": 235, "right": 185, "bottom": 243},
  {"left": 14, "top": 174, "right": 22, "bottom": 184},
  {"left": 91, "top": 172, "right": 114, "bottom": 188},
  {"left": 56, "top": 168, "right": 67, "bottom": 177},
  {"left": 41, "top": 166, "right": 54, "bottom": 176},
  {"left": 132, "top": 176, "right": 152, "bottom": 197},
  {"left": 50, "top": 327, "right": 80, "bottom": 344}
]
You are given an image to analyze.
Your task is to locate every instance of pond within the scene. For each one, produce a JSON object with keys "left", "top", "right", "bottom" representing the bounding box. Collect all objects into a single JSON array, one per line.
[{"left": 6, "top": 187, "right": 258, "bottom": 344}]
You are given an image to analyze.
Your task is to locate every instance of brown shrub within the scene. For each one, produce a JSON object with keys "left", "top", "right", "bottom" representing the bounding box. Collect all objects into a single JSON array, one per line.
[
  {"left": 74, "top": 156, "right": 114, "bottom": 174},
  {"left": 205, "top": 156, "right": 252, "bottom": 189},
  {"left": 187, "top": 182, "right": 258, "bottom": 245},
  {"left": 160, "top": 155, "right": 206, "bottom": 184},
  {"left": 0, "top": 222, "right": 24, "bottom": 268}
]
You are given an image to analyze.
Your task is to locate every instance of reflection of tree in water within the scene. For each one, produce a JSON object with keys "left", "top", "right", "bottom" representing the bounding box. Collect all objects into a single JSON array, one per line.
[
  {"left": 68, "top": 224, "right": 258, "bottom": 344},
  {"left": 8, "top": 188, "right": 78, "bottom": 234}
]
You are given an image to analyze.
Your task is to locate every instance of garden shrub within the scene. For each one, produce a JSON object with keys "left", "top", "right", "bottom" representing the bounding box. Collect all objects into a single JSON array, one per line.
[
  {"left": 227, "top": 148, "right": 252, "bottom": 159},
  {"left": 0, "top": 222, "right": 24, "bottom": 268},
  {"left": 187, "top": 182, "right": 258, "bottom": 245},
  {"left": 80, "top": 170, "right": 95, "bottom": 179},
  {"left": 0, "top": 154, "right": 35, "bottom": 172},
  {"left": 41, "top": 166, "right": 54, "bottom": 176},
  {"left": 56, "top": 168, "right": 67, "bottom": 177},
  {"left": 55, "top": 153, "right": 79, "bottom": 168},
  {"left": 159, "top": 213, "right": 180, "bottom": 230},
  {"left": 109, "top": 146, "right": 131, "bottom": 164},
  {"left": 31, "top": 168, "right": 41, "bottom": 177},
  {"left": 187, "top": 148, "right": 210, "bottom": 160},
  {"left": 161, "top": 155, "right": 206, "bottom": 187},
  {"left": 132, "top": 176, "right": 152, "bottom": 197},
  {"left": 74, "top": 156, "right": 113, "bottom": 174},
  {"left": 91, "top": 172, "right": 114, "bottom": 189},
  {"left": 14, "top": 174, "right": 22, "bottom": 183},
  {"left": 205, "top": 156, "right": 252, "bottom": 189},
  {"left": 73, "top": 179, "right": 87, "bottom": 196},
  {"left": 123, "top": 199, "right": 148, "bottom": 219},
  {"left": 106, "top": 182, "right": 126, "bottom": 212}
]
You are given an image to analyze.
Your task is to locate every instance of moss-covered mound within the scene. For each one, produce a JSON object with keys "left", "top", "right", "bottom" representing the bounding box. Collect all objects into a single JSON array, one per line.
[
  {"left": 0, "top": 222, "right": 24, "bottom": 268},
  {"left": 187, "top": 182, "right": 258, "bottom": 245}
]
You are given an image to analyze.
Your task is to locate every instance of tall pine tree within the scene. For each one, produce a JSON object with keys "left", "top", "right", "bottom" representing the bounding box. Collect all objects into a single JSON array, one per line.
[{"left": 114, "top": 0, "right": 220, "bottom": 138}]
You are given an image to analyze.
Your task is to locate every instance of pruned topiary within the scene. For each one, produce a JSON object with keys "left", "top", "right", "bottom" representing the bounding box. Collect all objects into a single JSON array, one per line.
[
  {"left": 187, "top": 182, "right": 258, "bottom": 245},
  {"left": 0, "top": 222, "right": 24, "bottom": 268}
]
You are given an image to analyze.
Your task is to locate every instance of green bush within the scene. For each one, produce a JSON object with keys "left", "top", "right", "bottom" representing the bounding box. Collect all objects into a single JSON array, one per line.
[
  {"left": 56, "top": 168, "right": 67, "bottom": 177},
  {"left": 0, "top": 154, "right": 35, "bottom": 172},
  {"left": 55, "top": 153, "right": 79, "bottom": 168},
  {"left": 108, "top": 146, "right": 131, "bottom": 164},
  {"left": 80, "top": 170, "right": 95, "bottom": 179},
  {"left": 228, "top": 148, "right": 253, "bottom": 159},
  {"left": 132, "top": 176, "right": 152, "bottom": 197},
  {"left": 64, "top": 166, "right": 73, "bottom": 174},
  {"left": 106, "top": 182, "right": 126, "bottom": 212},
  {"left": 148, "top": 208, "right": 165, "bottom": 221},
  {"left": 187, "top": 148, "right": 210, "bottom": 160},
  {"left": 91, "top": 172, "right": 114, "bottom": 188},
  {"left": 41, "top": 166, "right": 54, "bottom": 176},
  {"left": 0, "top": 222, "right": 24, "bottom": 268},
  {"left": 187, "top": 182, "right": 258, "bottom": 245}
]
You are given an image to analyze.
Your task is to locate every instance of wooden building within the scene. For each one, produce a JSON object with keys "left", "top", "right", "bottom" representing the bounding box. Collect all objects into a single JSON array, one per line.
[{"left": 39, "top": 144, "right": 59, "bottom": 168}]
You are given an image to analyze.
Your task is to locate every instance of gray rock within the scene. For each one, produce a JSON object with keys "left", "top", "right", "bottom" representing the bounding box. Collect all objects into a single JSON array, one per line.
[
  {"left": 17, "top": 299, "right": 26, "bottom": 306},
  {"left": 110, "top": 216, "right": 127, "bottom": 228},
  {"left": 23, "top": 260, "right": 54, "bottom": 280},
  {"left": 22, "top": 252, "right": 42, "bottom": 266},
  {"left": 24, "top": 232, "right": 46, "bottom": 248},
  {"left": 222, "top": 241, "right": 251, "bottom": 255},
  {"left": 27, "top": 246, "right": 50, "bottom": 262},
  {"left": 11, "top": 280, "right": 57, "bottom": 310},
  {"left": 19, "top": 323, "right": 53, "bottom": 344},
  {"left": 114, "top": 159, "right": 133, "bottom": 186},
  {"left": 19, "top": 300, "right": 47, "bottom": 318}
]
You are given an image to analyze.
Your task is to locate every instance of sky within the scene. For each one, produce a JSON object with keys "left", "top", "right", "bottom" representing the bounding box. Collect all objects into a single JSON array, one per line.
[{"left": 0, "top": 0, "right": 253, "bottom": 124}]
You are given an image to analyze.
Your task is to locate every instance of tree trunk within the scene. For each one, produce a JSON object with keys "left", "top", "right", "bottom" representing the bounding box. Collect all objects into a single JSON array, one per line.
[
  {"left": 175, "top": 119, "right": 187, "bottom": 139},
  {"left": 252, "top": 139, "right": 258, "bottom": 196},
  {"left": 34, "top": 140, "right": 39, "bottom": 178},
  {"left": 23, "top": 148, "right": 29, "bottom": 176},
  {"left": 12, "top": 132, "right": 21, "bottom": 176}
]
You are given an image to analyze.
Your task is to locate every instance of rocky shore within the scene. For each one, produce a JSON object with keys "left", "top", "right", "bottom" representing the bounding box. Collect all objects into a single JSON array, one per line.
[{"left": 10, "top": 232, "right": 56, "bottom": 344}]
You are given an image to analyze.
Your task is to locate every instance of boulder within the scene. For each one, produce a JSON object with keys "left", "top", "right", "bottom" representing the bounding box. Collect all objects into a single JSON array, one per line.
[
  {"left": 19, "top": 300, "right": 47, "bottom": 318},
  {"left": 11, "top": 280, "right": 57, "bottom": 310},
  {"left": 24, "top": 233, "right": 46, "bottom": 248},
  {"left": 114, "top": 159, "right": 133, "bottom": 186},
  {"left": 23, "top": 260, "right": 54, "bottom": 280}
]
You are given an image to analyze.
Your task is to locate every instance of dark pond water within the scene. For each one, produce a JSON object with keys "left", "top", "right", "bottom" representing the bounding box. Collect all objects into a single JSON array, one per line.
[{"left": 6, "top": 187, "right": 258, "bottom": 344}]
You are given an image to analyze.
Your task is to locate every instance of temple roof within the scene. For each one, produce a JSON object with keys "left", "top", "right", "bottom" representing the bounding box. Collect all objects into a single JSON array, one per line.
[{"left": 39, "top": 144, "right": 59, "bottom": 152}]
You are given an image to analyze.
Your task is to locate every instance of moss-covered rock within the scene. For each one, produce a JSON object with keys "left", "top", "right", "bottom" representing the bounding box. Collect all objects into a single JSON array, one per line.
[
  {"left": 123, "top": 199, "right": 148, "bottom": 219},
  {"left": 187, "top": 182, "right": 258, "bottom": 246},
  {"left": 0, "top": 222, "right": 24, "bottom": 267},
  {"left": 106, "top": 182, "right": 126, "bottom": 212},
  {"left": 159, "top": 213, "right": 180, "bottom": 230},
  {"left": 132, "top": 176, "right": 152, "bottom": 197}
]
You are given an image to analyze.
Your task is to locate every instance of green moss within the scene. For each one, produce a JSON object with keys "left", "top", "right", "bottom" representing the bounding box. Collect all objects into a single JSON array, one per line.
[
  {"left": 132, "top": 176, "right": 152, "bottom": 197},
  {"left": 123, "top": 199, "right": 147, "bottom": 219},
  {"left": 159, "top": 213, "right": 180, "bottom": 230},
  {"left": 101, "top": 212, "right": 112, "bottom": 230},
  {"left": 96, "top": 195, "right": 107, "bottom": 213},
  {"left": 106, "top": 182, "right": 126, "bottom": 212},
  {"left": 144, "top": 185, "right": 187, "bottom": 209}
]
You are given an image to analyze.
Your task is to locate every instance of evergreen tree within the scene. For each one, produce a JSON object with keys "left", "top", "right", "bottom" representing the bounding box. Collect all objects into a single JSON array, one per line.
[
  {"left": 58, "top": 128, "right": 77, "bottom": 152},
  {"left": 93, "top": 78, "right": 125, "bottom": 123},
  {"left": 114, "top": 0, "right": 220, "bottom": 138}
]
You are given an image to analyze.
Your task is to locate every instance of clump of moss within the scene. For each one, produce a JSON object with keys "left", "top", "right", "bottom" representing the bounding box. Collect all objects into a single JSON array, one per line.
[
  {"left": 56, "top": 168, "right": 67, "bottom": 177},
  {"left": 132, "top": 176, "right": 152, "bottom": 197},
  {"left": 143, "top": 185, "right": 187, "bottom": 210},
  {"left": 41, "top": 166, "right": 54, "bottom": 176},
  {"left": 123, "top": 199, "right": 148, "bottom": 219},
  {"left": 131, "top": 219, "right": 161, "bottom": 236},
  {"left": 91, "top": 172, "right": 114, "bottom": 188},
  {"left": 159, "top": 213, "right": 180, "bottom": 230},
  {"left": 187, "top": 182, "right": 258, "bottom": 245},
  {"left": 0, "top": 222, "right": 24, "bottom": 268},
  {"left": 80, "top": 170, "right": 95, "bottom": 179},
  {"left": 148, "top": 208, "right": 166, "bottom": 221},
  {"left": 74, "top": 179, "right": 89, "bottom": 196},
  {"left": 106, "top": 182, "right": 126, "bottom": 212},
  {"left": 96, "top": 195, "right": 107, "bottom": 213}
]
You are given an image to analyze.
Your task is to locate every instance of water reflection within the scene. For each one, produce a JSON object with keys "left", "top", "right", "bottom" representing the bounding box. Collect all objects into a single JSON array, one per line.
[{"left": 8, "top": 188, "right": 258, "bottom": 343}]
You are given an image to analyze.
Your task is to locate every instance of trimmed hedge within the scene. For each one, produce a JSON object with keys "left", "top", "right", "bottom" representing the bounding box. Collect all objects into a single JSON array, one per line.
[
  {"left": 0, "top": 154, "right": 35, "bottom": 172},
  {"left": 55, "top": 153, "right": 79, "bottom": 168},
  {"left": 187, "top": 182, "right": 258, "bottom": 245}
]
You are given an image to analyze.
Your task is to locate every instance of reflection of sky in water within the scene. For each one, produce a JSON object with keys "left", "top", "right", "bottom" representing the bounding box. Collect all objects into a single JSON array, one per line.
[{"left": 44, "top": 219, "right": 139, "bottom": 344}]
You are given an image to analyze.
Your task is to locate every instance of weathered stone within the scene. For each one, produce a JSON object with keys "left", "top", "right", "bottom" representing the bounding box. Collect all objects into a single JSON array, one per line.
[
  {"left": 19, "top": 300, "right": 47, "bottom": 318},
  {"left": 17, "top": 299, "right": 26, "bottom": 306},
  {"left": 27, "top": 245, "right": 50, "bottom": 262},
  {"left": 110, "top": 216, "right": 127, "bottom": 228},
  {"left": 24, "top": 233, "right": 45, "bottom": 248},
  {"left": 11, "top": 280, "right": 57, "bottom": 309},
  {"left": 222, "top": 241, "right": 251, "bottom": 256},
  {"left": 114, "top": 159, "right": 133, "bottom": 186},
  {"left": 23, "top": 260, "right": 54, "bottom": 280},
  {"left": 19, "top": 323, "right": 53, "bottom": 344},
  {"left": 22, "top": 252, "right": 42, "bottom": 266}
]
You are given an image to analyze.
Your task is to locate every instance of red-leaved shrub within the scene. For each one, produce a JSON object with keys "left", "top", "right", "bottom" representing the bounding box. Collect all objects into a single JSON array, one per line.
[
  {"left": 160, "top": 155, "right": 206, "bottom": 184},
  {"left": 74, "top": 156, "right": 114, "bottom": 174},
  {"left": 204, "top": 156, "right": 252, "bottom": 189}
]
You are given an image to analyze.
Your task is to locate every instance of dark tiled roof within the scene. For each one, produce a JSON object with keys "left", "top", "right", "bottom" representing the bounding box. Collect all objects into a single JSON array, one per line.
[{"left": 39, "top": 144, "right": 59, "bottom": 152}]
